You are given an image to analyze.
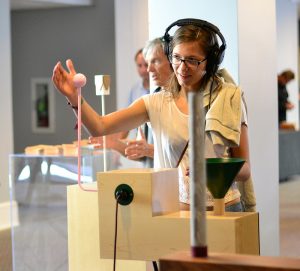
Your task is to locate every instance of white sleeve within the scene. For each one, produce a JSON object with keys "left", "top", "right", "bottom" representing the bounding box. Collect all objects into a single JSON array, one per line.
[{"left": 241, "top": 98, "right": 248, "bottom": 126}]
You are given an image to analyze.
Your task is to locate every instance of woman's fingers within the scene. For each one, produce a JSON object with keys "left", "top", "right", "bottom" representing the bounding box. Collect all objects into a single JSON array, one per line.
[
  {"left": 66, "top": 59, "right": 77, "bottom": 75},
  {"left": 125, "top": 141, "right": 146, "bottom": 159}
]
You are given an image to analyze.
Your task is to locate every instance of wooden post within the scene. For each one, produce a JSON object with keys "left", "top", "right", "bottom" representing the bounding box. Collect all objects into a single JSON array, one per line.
[
  {"left": 213, "top": 198, "right": 225, "bottom": 216},
  {"left": 188, "top": 91, "right": 207, "bottom": 257}
]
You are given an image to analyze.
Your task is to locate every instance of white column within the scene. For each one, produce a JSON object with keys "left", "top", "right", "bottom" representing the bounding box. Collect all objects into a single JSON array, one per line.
[
  {"left": 148, "top": 0, "right": 280, "bottom": 256},
  {"left": 0, "top": 0, "right": 14, "bottom": 229},
  {"left": 114, "top": 0, "right": 149, "bottom": 110},
  {"left": 237, "top": 0, "right": 279, "bottom": 256}
]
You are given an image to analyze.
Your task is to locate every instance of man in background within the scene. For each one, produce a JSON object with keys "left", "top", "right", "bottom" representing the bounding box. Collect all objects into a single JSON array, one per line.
[
  {"left": 278, "top": 69, "right": 295, "bottom": 125},
  {"left": 128, "top": 48, "right": 150, "bottom": 105},
  {"left": 119, "top": 48, "right": 150, "bottom": 140}
]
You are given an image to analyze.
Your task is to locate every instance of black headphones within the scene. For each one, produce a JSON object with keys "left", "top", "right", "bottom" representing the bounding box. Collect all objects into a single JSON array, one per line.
[{"left": 162, "top": 18, "right": 226, "bottom": 74}]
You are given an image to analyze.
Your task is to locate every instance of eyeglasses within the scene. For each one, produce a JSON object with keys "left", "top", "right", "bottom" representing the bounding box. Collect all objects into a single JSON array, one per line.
[{"left": 169, "top": 54, "right": 207, "bottom": 69}]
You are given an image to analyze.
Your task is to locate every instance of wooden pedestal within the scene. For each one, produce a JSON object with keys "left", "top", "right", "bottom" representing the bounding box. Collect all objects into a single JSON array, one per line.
[
  {"left": 67, "top": 168, "right": 259, "bottom": 271},
  {"left": 67, "top": 182, "right": 149, "bottom": 271},
  {"left": 159, "top": 251, "right": 300, "bottom": 271}
]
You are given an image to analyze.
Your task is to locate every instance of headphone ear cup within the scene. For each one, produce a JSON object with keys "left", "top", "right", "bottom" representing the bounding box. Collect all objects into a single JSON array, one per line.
[
  {"left": 216, "top": 44, "right": 226, "bottom": 65},
  {"left": 162, "top": 34, "right": 172, "bottom": 57},
  {"left": 206, "top": 44, "right": 226, "bottom": 74},
  {"left": 206, "top": 46, "right": 219, "bottom": 75}
]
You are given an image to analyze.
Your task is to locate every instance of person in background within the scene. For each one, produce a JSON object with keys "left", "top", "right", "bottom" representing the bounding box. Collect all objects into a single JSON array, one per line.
[
  {"left": 119, "top": 49, "right": 150, "bottom": 140},
  {"left": 128, "top": 48, "right": 150, "bottom": 105},
  {"left": 278, "top": 69, "right": 295, "bottom": 125},
  {"left": 91, "top": 38, "right": 173, "bottom": 165},
  {"left": 90, "top": 48, "right": 150, "bottom": 158},
  {"left": 52, "top": 19, "right": 251, "bottom": 211},
  {"left": 124, "top": 38, "right": 173, "bottom": 162}
]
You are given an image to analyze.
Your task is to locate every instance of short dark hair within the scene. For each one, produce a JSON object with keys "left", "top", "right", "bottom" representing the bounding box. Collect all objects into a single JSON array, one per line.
[
  {"left": 280, "top": 70, "right": 295, "bottom": 81},
  {"left": 134, "top": 48, "right": 143, "bottom": 62}
]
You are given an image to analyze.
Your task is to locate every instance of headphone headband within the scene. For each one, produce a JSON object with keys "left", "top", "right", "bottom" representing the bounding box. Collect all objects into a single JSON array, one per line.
[
  {"left": 162, "top": 18, "right": 226, "bottom": 74},
  {"left": 163, "top": 18, "right": 226, "bottom": 49}
]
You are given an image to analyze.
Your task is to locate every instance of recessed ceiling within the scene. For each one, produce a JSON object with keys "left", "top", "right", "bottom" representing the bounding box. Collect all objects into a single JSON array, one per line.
[{"left": 10, "top": 0, "right": 93, "bottom": 10}]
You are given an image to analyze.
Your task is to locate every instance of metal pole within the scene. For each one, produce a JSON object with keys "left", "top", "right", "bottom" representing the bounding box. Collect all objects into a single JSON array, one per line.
[{"left": 188, "top": 91, "right": 207, "bottom": 257}]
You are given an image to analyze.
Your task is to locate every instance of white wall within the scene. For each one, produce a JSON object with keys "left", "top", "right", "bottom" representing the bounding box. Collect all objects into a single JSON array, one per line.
[
  {"left": 276, "top": 0, "right": 299, "bottom": 128},
  {"left": 149, "top": 0, "right": 279, "bottom": 256},
  {"left": 11, "top": 0, "right": 116, "bottom": 152},
  {"left": 238, "top": 0, "right": 279, "bottom": 256},
  {"left": 115, "top": 0, "right": 149, "bottom": 109},
  {"left": 0, "top": 0, "right": 14, "bottom": 225}
]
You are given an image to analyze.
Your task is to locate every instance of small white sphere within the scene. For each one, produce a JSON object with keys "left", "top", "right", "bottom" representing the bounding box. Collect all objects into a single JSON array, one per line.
[{"left": 73, "top": 73, "right": 87, "bottom": 88}]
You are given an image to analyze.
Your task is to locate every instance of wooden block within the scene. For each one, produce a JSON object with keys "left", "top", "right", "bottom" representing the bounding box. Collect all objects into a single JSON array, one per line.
[
  {"left": 67, "top": 168, "right": 260, "bottom": 269},
  {"left": 67, "top": 182, "right": 149, "bottom": 271},
  {"left": 159, "top": 251, "right": 300, "bottom": 271},
  {"left": 98, "top": 168, "right": 179, "bottom": 217},
  {"left": 43, "top": 145, "right": 62, "bottom": 155},
  {"left": 61, "top": 144, "right": 77, "bottom": 156},
  {"left": 206, "top": 212, "right": 259, "bottom": 255},
  {"left": 25, "top": 144, "right": 62, "bottom": 155},
  {"left": 97, "top": 169, "right": 259, "bottom": 261},
  {"left": 24, "top": 144, "right": 46, "bottom": 155}
]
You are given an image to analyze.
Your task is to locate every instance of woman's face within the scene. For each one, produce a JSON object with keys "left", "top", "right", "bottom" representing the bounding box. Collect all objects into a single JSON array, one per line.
[{"left": 171, "top": 41, "right": 207, "bottom": 92}]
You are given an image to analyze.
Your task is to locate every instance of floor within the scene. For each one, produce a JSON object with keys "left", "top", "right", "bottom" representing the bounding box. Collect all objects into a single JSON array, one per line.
[
  {"left": 6, "top": 153, "right": 143, "bottom": 271},
  {"left": 0, "top": 228, "right": 12, "bottom": 271},
  {"left": 279, "top": 175, "right": 300, "bottom": 258},
  {"left": 2, "top": 167, "right": 300, "bottom": 270},
  {"left": 12, "top": 181, "right": 68, "bottom": 271}
]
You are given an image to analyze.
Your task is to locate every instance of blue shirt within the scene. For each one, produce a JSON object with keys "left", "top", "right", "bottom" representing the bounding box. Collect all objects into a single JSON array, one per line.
[{"left": 128, "top": 81, "right": 149, "bottom": 105}]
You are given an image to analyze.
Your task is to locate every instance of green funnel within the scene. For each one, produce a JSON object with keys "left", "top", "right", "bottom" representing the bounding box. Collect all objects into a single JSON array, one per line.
[{"left": 206, "top": 158, "right": 245, "bottom": 199}]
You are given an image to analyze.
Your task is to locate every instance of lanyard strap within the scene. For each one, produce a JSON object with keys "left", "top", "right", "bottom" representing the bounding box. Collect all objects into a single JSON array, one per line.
[{"left": 176, "top": 141, "right": 189, "bottom": 168}]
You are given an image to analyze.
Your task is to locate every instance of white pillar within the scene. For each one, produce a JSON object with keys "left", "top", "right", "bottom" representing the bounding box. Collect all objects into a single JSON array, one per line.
[
  {"left": 0, "top": 0, "right": 14, "bottom": 229},
  {"left": 114, "top": 0, "right": 149, "bottom": 110},
  {"left": 237, "top": 0, "right": 279, "bottom": 256},
  {"left": 148, "top": 0, "right": 279, "bottom": 256}
]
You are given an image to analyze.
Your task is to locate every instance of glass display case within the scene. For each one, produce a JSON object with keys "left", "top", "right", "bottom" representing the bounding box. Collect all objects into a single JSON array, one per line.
[{"left": 9, "top": 151, "right": 143, "bottom": 271}]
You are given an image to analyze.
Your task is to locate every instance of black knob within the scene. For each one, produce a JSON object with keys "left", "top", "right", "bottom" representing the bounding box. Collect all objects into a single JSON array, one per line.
[{"left": 114, "top": 184, "right": 134, "bottom": 205}]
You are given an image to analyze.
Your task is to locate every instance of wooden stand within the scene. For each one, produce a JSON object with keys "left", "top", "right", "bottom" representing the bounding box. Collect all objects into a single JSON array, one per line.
[
  {"left": 160, "top": 251, "right": 300, "bottom": 271},
  {"left": 213, "top": 198, "right": 225, "bottom": 216},
  {"left": 67, "top": 168, "right": 259, "bottom": 270},
  {"left": 67, "top": 182, "right": 149, "bottom": 271}
]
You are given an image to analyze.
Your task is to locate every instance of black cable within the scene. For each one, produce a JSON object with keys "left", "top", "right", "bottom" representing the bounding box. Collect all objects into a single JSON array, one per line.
[
  {"left": 208, "top": 75, "right": 215, "bottom": 110},
  {"left": 113, "top": 196, "right": 120, "bottom": 271},
  {"left": 112, "top": 188, "right": 134, "bottom": 271},
  {"left": 152, "top": 261, "right": 159, "bottom": 271}
]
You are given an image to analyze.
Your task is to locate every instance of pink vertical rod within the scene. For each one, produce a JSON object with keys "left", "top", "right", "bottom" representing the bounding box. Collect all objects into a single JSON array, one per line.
[
  {"left": 74, "top": 73, "right": 97, "bottom": 192},
  {"left": 188, "top": 91, "right": 207, "bottom": 257}
]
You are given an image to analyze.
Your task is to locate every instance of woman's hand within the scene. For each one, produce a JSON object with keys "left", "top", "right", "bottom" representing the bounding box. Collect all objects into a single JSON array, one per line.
[
  {"left": 125, "top": 127, "right": 154, "bottom": 160},
  {"left": 89, "top": 133, "right": 123, "bottom": 149},
  {"left": 52, "top": 59, "right": 78, "bottom": 105}
]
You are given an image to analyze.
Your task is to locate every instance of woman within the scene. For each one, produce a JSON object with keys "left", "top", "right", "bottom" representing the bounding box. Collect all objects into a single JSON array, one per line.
[{"left": 52, "top": 20, "right": 251, "bottom": 211}]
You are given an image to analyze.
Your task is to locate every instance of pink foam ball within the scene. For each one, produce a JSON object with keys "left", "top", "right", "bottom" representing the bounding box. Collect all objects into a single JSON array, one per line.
[{"left": 73, "top": 73, "right": 87, "bottom": 88}]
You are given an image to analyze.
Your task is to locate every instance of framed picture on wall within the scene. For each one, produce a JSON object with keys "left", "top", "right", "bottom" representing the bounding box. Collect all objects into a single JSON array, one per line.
[{"left": 31, "top": 78, "right": 55, "bottom": 133}]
